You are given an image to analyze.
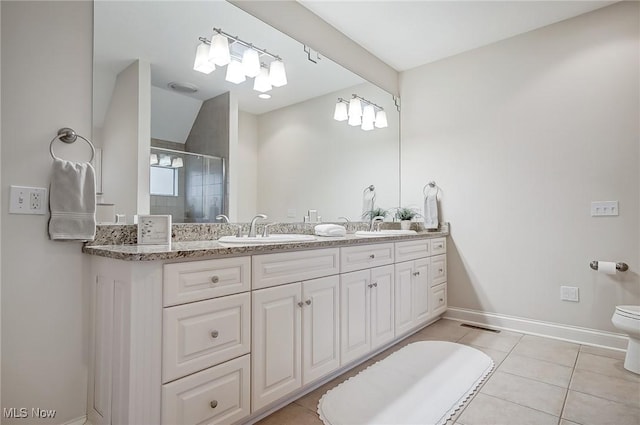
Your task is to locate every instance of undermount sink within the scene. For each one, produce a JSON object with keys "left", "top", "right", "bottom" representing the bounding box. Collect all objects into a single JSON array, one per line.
[
  {"left": 218, "top": 234, "right": 316, "bottom": 244},
  {"left": 355, "top": 230, "right": 418, "bottom": 237}
]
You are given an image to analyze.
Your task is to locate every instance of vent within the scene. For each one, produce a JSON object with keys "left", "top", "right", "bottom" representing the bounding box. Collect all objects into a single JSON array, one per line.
[
  {"left": 168, "top": 81, "right": 198, "bottom": 94},
  {"left": 460, "top": 323, "right": 501, "bottom": 333}
]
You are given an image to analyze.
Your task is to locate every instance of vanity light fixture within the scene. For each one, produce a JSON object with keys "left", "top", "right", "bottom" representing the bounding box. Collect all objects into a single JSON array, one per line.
[
  {"left": 159, "top": 155, "right": 172, "bottom": 167},
  {"left": 194, "top": 28, "right": 287, "bottom": 92},
  {"left": 171, "top": 157, "right": 184, "bottom": 168},
  {"left": 335, "top": 94, "right": 388, "bottom": 130},
  {"left": 150, "top": 153, "right": 159, "bottom": 165}
]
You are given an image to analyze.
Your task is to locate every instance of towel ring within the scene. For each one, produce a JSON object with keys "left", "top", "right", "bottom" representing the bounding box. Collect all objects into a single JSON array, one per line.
[
  {"left": 49, "top": 127, "right": 95, "bottom": 163},
  {"left": 423, "top": 181, "right": 440, "bottom": 198}
]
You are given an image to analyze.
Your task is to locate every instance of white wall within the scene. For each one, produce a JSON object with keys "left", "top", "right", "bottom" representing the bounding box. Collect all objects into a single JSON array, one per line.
[
  {"left": 237, "top": 111, "right": 258, "bottom": 222},
  {"left": 150, "top": 86, "right": 201, "bottom": 144},
  {"left": 256, "top": 83, "right": 400, "bottom": 222},
  {"left": 101, "top": 60, "right": 151, "bottom": 219},
  {"left": 1, "top": 2, "right": 92, "bottom": 424},
  {"left": 400, "top": 2, "right": 639, "bottom": 333}
]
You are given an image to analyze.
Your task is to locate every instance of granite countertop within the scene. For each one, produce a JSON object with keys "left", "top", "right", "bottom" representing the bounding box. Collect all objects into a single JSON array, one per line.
[{"left": 82, "top": 230, "right": 449, "bottom": 262}]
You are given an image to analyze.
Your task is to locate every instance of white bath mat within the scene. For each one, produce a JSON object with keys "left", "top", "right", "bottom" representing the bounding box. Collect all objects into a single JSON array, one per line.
[{"left": 318, "top": 341, "right": 494, "bottom": 425}]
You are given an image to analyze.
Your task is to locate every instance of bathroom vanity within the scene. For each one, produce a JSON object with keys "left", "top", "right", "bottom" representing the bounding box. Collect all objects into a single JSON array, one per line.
[{"left": 83, "top": 230, "right": 448, "bottom": 425}]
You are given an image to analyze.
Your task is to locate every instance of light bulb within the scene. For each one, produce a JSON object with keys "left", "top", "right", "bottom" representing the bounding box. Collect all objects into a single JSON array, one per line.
[
  {"left": 225, "top": 59, "right": 246, "bottom": 84},
  {"left": 171, "top": 157, "right": 184, "bottom": 168},
  {"left": 269, "top": 60, "right": 287, "bottom": 87},
  {"left": 348, "top": 114, "right": 362, "bottom": 126},
  {"left": 374, "top": 110, "right": 388, "bottom": 128},
  {"left": 348, "top": 97, "right": 362, "bottom": 118},
  {"left": 208, "top": 33, "right": 230, "bottom": 66},
  {"left": 150, "top": 154, "right": 158, "bottom": 165},
  {"left": 159, "top": 155, "right": 171, "bottom": 167},
  {"left": 333, "top": 101, "right": 348, "bottom": 121},
  {"left": 242, "top": 48, "right": 261, "bottom": 77},
  {"left": 362, "top": 104, "right": 375, "bottom": 126},
  {"left": 193, "top": 41, "right": 215, "bottom": 74},
  {"left": 253, "top": 67, "right": 272, "bottom": 93}
]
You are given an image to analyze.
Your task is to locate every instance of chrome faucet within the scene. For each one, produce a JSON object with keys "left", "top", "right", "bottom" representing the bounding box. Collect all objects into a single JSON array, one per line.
[
  {"left": 369, "top": 215, "right": 385, "bottom": 231},
  {"left": 216, "top": 214, "right": 242, "bottom": 237},
  {"left": 249, "top": 214, "right": 267, "bottom": 237}
]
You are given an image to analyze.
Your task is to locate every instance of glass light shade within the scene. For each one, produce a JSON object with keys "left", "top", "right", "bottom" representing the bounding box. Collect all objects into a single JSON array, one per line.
[
  {"left": 242, "top": 48, "right": 261, "bottom": 77},
  {"left": 348, "top": 113, "right": 362, "bottom": 126},
  {"left": 269, "top": 60, "right": 287, "bottom": 87},
  {"left": 150, "top": 153, "right": 158, "bottom": 165},
  {"left": 361, "top": 119, "right": 374, "bottom": 131},
  {"left": 362, "top": 105, "right": 375, "bottom": 125},
  {"left": 375, "top": 110, "right": 388, "bottom": 128},
  {"left": 159, "top": 155, "right": 171, "bottom": 167},
  {"left": 208, "top": 33, "right": 231, "bottom": 66},
  {"left": 225, "top": 59, "right": 246, "bottom": 84},
  {"left": 171, "top": 157, "right": 184, "bottom": 168},
  {"left": 253, "top": 67, "right": 272, "bottom": 93},
  {"left": 193, "top": 42, "right": 215, "bottom": 74},
  {"left": 348, "top": 97, "right": 363, "bottom": 118},
  {"left": 333, "top": 101, "right": 348, "bottom": 121}
]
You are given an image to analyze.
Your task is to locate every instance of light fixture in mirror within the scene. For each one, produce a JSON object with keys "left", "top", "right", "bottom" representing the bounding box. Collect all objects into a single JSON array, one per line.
[
  {"left": 208, "top": 33, "right": 231, "bottom": 66},
  {"left": 93, "top": 0, "right": 399, "bottom": 223}
]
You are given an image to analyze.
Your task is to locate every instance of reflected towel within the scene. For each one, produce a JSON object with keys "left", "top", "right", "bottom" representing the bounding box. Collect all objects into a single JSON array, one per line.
[
  {"left": 48, "top": 159, "right": 96, "bottom": 241},
  {"left": 424, "top": 193, "right": 439, "bottom": 230},
  {"left": 315, "top": 224, "right": 347, "bottom": 237}
]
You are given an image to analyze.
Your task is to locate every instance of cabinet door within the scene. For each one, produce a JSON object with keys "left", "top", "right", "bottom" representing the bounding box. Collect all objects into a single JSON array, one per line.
[
  {"left": 394, "top": 261, "right": 414, "bottom": 336},
  {"left": 370, "top": 265, "right": 395, "bottom": 350},
  {"left": 412, "top": 258, "right": 431, "bottom": 326},
  {"left": 340, "top": 270, "right": 371, "bottom": 365},
  {"left": 252, "top": 283, "right": 302, "bottom": 411},
  {"left": 302, "top": 276, "right": 340, "bottom": 385}
]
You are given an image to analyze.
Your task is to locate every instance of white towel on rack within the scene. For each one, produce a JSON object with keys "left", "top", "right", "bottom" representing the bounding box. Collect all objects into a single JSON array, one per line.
[
  {"left": 48, "top": 159, "right": 96, "bottom": 241},
  {"left": 424, "top": 192, "right": 439, "bottom": 230}
]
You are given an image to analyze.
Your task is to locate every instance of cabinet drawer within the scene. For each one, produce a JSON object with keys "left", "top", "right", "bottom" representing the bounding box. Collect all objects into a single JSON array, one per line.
[
  {"left": 253, "top": 248, "right": 340, "bottom": 289},
  {"left": 163, "top": 293, "right": 250, "bottom": 383},
  {"left": 164, "top": 257, "right": 251, "bottom": 307},
  {"left": 431, "top": 238, "right": 447, "bottom": 256},
  {"left": 395, "top": 240, "right": 430, "bottom": 263},
  {"left": 341, "top": 243, "right": 394, "bottom": 273},
  {"left": 431, "top": 283, "right": 447, "bottom": 316},
  {"left": 430, "top": 254, "right": 447, "bottom": 286},
  {"left": 162, "top": 354, "right": 250, "bottom": 425}
]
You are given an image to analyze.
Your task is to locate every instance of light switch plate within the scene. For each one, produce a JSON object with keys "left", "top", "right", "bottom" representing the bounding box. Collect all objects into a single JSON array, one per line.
[
  {"left": 9, "top": 186, "right": 48, "bottom": 215},
  {"left": 591, "top": 201, "right": 618, "bottom": 216}
]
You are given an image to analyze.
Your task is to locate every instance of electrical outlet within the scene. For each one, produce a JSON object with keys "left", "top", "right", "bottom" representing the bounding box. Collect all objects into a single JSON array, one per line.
[
  {"left": 591, "top": 201, "right": 619, "bottom": 216},
  {"left": 10, "top": 186, "right": 47, "bottom": 215},
  {"left": 560, "top": 286, "right": 579, "bottom": 302}
]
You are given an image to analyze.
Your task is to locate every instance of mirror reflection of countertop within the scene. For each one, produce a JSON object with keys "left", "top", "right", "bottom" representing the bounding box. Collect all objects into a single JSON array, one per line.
[{"left": 82, "top": 229, "right": 449, "bottom": 262}]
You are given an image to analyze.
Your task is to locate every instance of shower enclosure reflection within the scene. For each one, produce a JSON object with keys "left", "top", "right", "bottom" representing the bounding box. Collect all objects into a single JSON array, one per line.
[{"left": 149, "top": 146, "right": 225, "bottom": 223}]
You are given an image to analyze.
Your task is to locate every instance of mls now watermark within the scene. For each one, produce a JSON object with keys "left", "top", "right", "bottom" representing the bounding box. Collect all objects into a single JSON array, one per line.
[{"left": 3, "top": 407, "right": 57, "bottom": 419}]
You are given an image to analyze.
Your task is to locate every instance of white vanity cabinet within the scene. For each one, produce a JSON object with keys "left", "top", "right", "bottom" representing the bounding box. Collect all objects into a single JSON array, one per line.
[
  {"left": 252, "top": 275, "right": 340, "bottom": 412},
  {"left": 340, "top": 265, "right": 395, "bottom": 365}
]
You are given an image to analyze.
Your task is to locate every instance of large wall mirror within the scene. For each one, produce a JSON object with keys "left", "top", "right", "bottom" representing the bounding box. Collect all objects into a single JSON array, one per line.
[{"left": 93, "top": 1, "right": 399, "bottom": 223}]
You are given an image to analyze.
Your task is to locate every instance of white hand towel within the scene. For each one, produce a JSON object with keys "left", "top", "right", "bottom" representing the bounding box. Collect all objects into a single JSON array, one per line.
[
  {"left": 49, "top": 159, "right": 96, "bottom": 241},
  {"left": 314, "top": 224, "right": 347, "bottom": 237},
  {"left": 424, "top": 193, "right": 439, "bottom": 230}
]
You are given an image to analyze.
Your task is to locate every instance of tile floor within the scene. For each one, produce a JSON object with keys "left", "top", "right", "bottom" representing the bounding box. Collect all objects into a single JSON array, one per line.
[{"left": 257, "top": 318, "right": 640, "bottom": 425}]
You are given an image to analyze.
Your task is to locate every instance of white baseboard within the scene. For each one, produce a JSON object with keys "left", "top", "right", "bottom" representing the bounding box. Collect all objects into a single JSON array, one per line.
[
  {"left": 61, "top": 416, "right": 88, "bottom": 425},
  {"left": 444, "top": 307, "right": 628, "bottom": 351}
]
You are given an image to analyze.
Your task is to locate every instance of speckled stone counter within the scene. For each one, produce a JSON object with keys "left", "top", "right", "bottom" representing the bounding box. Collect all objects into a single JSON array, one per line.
[{"left": 83, "top": 223, "right": 449, "bottom": 262}]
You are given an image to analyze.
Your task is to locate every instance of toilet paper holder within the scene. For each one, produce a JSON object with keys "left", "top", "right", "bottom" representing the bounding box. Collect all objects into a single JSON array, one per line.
[{"left": 590, "top": 261, "right": 629, "bottom": 272}]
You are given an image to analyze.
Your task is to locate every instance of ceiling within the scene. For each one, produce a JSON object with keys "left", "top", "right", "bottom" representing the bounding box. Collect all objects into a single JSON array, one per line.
[{"left": 298, "top": 0, "right": 617, "bottom": 71}]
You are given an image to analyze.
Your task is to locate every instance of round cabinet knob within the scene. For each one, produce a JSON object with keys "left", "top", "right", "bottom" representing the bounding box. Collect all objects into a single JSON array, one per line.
[
  {"left": 210, "top": 400, "right": 218, "bottom": 409},
  {"left": 210, "top": 330, "right": 219, "bottom": 338},
  {"left": 439, "top": 298, "right": 444, "bottom": 302},
  {"left": 439, "top": 269, "right": 443, "bottom": 273},
  {"left": 413, "top": 271, "right": 420, "bottom": 276},
  {"left": 305, "top": 299, "right": 312, "bottom": 305},
  {"left": 367, "top": 284, "right": 373, "bottom": 288},
  {"left": 373, "top": 282, "right": 378, "bottom": 287},
  {"left": 298, "top": 301, "right": 304, "bottom": 307},
  {"left": 369, "top": 254, "right": 375, "bottom": 259},
  {"left": 210, "top": 276, "right": 219, "bottom": 284}
]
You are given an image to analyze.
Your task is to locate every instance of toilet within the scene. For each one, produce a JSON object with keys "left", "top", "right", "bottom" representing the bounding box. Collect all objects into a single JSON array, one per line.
[{"left": 612, "top": 305, "right": 640, "bottom": 374}]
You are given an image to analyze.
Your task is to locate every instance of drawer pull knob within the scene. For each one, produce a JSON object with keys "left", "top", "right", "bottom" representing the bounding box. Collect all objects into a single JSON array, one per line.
[
  {"left": 210, "top": 276, "right": 219, "bottom": 284},
  {"left": 298, "top": 301, "right": 304, "bottom": 307},
  {"left": 210, "top": 330, "right": 219, "bottom": 338},
  {"left": 413, "top": 271, "right": 420, "bottom": 276},
  {"left": 368, "top": 284, "right": 373, "bottom": 288},
  {"left": 305, "top": 299, "right": 312, "bottom": 305},
  {"left": 439, "top": 298, "right": 444, "bottom": 302},
  {"left": 372, "top": 282, "right": 378, "bottom": 287},
  {"left": 369, "top": 254, "right": 375, "bottom": 259},
  {"left": 210, "top": 400, "right": 218, "bottom": 409}
]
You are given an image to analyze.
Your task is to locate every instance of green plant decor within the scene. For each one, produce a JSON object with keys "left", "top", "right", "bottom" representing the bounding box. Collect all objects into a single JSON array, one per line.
[
  {"left": 362, "top": 207, "right": 388, "bottom": 220},
  {"left": 395, "top": 207, "right": 420, "bottom": 221}
]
